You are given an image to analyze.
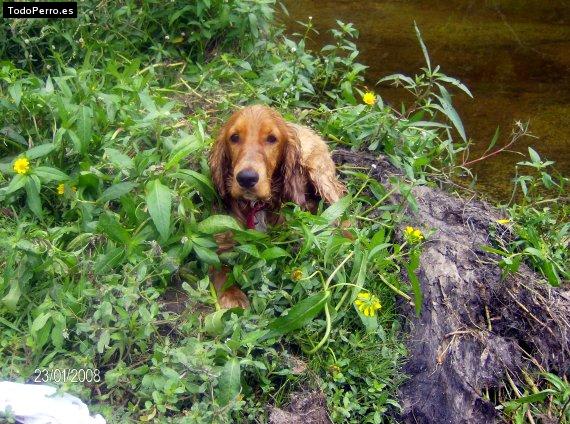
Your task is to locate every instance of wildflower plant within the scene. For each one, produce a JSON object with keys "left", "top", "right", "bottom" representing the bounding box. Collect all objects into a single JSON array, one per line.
[{"left": 485, "top": 147, "right": 569, "bottom": 286}]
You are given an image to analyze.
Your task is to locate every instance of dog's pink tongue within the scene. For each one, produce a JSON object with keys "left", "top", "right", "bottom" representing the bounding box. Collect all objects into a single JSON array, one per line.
[{"left": 246, "top": 203, "right": 264, "bottom": 229}]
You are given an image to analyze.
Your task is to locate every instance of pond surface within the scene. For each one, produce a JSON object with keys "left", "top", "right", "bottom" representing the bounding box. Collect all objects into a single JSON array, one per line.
[{"left": 284, "top": 0, "right": 570, "bottom": 200}]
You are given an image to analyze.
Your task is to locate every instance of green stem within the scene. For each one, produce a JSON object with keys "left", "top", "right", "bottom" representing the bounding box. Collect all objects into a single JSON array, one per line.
[
  {"left": 334, "top": 288, "right": 351, "bottom": 312},
  {"left": 307, "top": 302, "right": 331, "bottom": 354},
  {"left": 378, "top": 273, "right": 412, "bottom": 302},
  {"left": 306, "top": 251, "right": 355, "bottom": 355},
  {"left": 324, "top": 251, "right": 354, "bottom": 290},
  {"left": 221, "top": 55, "right": 256, "bottom": 95},
  {"left": 362, "top": 188, "right": 397, "bottom": 216},
  {"left": 327, "top": 282, "right": 370, "bottom": 312},
  {"left": 353, "top": 179, "right": 369, "bottom": 200}
]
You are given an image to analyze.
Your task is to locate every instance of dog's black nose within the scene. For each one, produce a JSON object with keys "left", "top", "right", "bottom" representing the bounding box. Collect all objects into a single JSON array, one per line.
[{"left": 236, "top": 169, "right": 259, "bottom": 189}]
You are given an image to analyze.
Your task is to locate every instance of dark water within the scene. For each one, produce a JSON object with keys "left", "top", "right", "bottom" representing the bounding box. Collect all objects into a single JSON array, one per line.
[{"left": 284, "top": 0, "right": 570, "bottom": 200}]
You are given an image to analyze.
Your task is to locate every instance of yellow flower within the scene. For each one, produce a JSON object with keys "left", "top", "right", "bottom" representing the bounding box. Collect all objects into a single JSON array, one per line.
[
  {"left": 57, "top": 183, "right": 77, "bottom": 195},
  {"left": 354, "top": 291, "right": 381, "bottom": 317},
  {"left": 404, "top": 226, "right": 424, "bottom": 243},
  {"left": 497, "top": 219, "right": 511, "bottom": 225},
  {"left": 291, "top": 268, "right": 303, "bottom": 282},
  {"left": 328, "top": 364, "right": 341, "bottom": 375},
  {"left": 13, "top": 157, "right": 30, "bottom": 175},
  {"left": 363, "top": 91, "right": 376, "bottom": 106}
]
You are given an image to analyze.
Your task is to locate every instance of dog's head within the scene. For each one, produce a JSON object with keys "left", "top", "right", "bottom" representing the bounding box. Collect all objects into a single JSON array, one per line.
[{"left": 209, "top": 105, "right": 306, "bottom": 207}]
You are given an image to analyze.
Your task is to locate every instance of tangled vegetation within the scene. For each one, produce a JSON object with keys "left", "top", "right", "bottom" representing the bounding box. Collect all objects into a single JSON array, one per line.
[{"left": 0, "top": 1, "right": 567, "bottom": 423}]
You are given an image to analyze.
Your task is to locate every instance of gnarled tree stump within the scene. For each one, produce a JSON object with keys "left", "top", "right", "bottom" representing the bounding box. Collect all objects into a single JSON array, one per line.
[{"left": 333, "top": 150, "right": 570, "bottom": 423}]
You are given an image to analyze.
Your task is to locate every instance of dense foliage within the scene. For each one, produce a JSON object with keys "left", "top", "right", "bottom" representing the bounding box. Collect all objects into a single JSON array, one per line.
[{"left": 0, "top": 1, "right": 567, "bottom": 423}]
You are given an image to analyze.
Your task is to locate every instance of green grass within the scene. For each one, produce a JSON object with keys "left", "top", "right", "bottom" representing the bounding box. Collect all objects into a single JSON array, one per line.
[{"left": 0, "top": 1, "right": 567, "bottom": 423}]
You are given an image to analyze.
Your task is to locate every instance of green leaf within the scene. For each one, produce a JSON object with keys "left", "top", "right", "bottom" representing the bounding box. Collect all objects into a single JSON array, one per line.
[
  {"left": 369, "top": 243, "right": 390, "bottom": 260},
  {"left": 172, "top": 169, "right": 216, "bottom": 200},
  {"left": 194, "top": 245, "right": 219, "bottom": 265},
  {"left": 433, "top": 93, "right": 466, "bottom": 142},
  {"left": 1, "top": 266, "right": 30, "bottom": 311},
  {"left": 0, "top": 315, "right": 21, "bottom": 333},
  {"left": 528, "top": 147, "right": 541, "bottom": 164},
  {"left": 541, "top": 172, "right": 554, "bottom": 189},
  {"left": 98, "top": 182, "right": 137, "bottom": 203},
  {"left": 511, "top": 390, "right": 556, "bottom": 405},
  {"left": 0, "top": 127, "right": 26, "bottom": 147},
  {"left": 105, "top": 148, "right": 134, "bottom": 169},
  {"left": 26, "top": 143, "right": 55, "bottom": 160},
  {"left": 265, "top": 291, "right": 330, "bottom": 338},
  {"left": 248, "top": 13, "right": 259, "bottom": 38},
  {"left": 216, "top": 358, "right": 241, "bottom": 406},
  {"left": 355, "top": 305, "right": 378, "bottom": 333},
  {"left": 169, "top": 5, "right": 192, "bottom": 24},
  {"left": 98, "top": 213, "right": 131, "bottom": 245},
  {"left": 94, "top": 246, "right": 124, "bottom": 275},
  {"left": 321, "top": 195, "right": 351, "bottom": 224},
  {"left": 236, "top": 244, "right": 260, "bottom": 258},
  {"left": 51, "top": 321, "right": 64, "bottom": 349},
  {"left": 78, "top": 171, "right": 100, "bottom": 190},
  {"left": 67, "top": 129, "right": 82, "bottom": 153},
  {"left": 146, "top": 179, "right": 171, "bottom": 242},
  {"left": 260, "top": 246, "right": 289, "bottom": 260},
  {"left": 350, "top": 250, "right": 369, "bottom": 302},
  {"left": 97, "top": 329, "right": 111, "bottom": 354},
  {"left": 8, "top": 82, "right": 22, "bottom": 106},
  {"left": 483, "top": 126, "right": 500, "bottom": 155},
  {"left": 139, "top": 90, "right": 157, "bottom": 112},
  {"left": 44, "top": 75, "right": 54, "bottom": 94},
  {"left": 33, "top": 166, "right": 69, "bottom": 183},
  {"left": 481, "top": 245, "right": 507, "bottom": 257},
  {"left": 2, "top": 281, "right": 22, "bottom": 311},
  {"left": 543, "top": 373, "right": 566, "bottom": 392},
  {"left": 406, "top": 250, "right": 423, "bottom": 316},
  {"left": 414, "top": 21, "right": 431, "bottom": 72},
  {"left": 165, "top": 135, "right": 200, "bottom": 169},
  {"left": 204, "top": 309, "right": 228, "bottom": 335},
  {"left": 541, "top": 261, "right": 560, "bottom": 287},
  {"left": 5, "top": 174, "right": 28, "bottom": 194},
  {"left": 76, "top": 105, "right": 93, "bottom": 154},
  {"left": 523, "top": 247, "right": 544, "bottom": 259},
  {"left": 437, "top": 75, "right": 473, "bottom": 98},
  {"left": 31, "top": 312, "right": 52, "bottom": 333},
  {"left": 197, "top": 215, "right": 241, "bottom": 234},
  {"left": 25, "top": 175, "right": 42, "bottom": 218}
]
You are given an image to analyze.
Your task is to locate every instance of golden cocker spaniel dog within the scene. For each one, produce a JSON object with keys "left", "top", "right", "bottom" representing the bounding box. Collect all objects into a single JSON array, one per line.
[
  {"left": 208, "top": 104, "right": 345, "bottom": 308},
  {"left": 210, "top": 104, "right": 345, "bottom": 229}
]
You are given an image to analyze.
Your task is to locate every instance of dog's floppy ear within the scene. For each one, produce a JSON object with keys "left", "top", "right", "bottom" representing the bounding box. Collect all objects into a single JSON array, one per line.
[
  {"left": 209, "top": 125, "right": 231, "bottom": 200},
  {"left": 280, "top": 124, "right": 306, "bottom": 206}
]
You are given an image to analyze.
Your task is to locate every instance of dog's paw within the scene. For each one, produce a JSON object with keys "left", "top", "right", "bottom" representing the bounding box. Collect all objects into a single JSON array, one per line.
[{"left": 218, "top": 286, "right": 250, "bottom": 309}]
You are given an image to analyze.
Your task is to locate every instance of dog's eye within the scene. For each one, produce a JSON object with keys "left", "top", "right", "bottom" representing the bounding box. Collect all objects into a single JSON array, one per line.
[
  {"left": 266, "top": 134, "right": 277, "bottom": 144},
  {"left": 230, "top": 133, "right": 240, "bottom": 143}
]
